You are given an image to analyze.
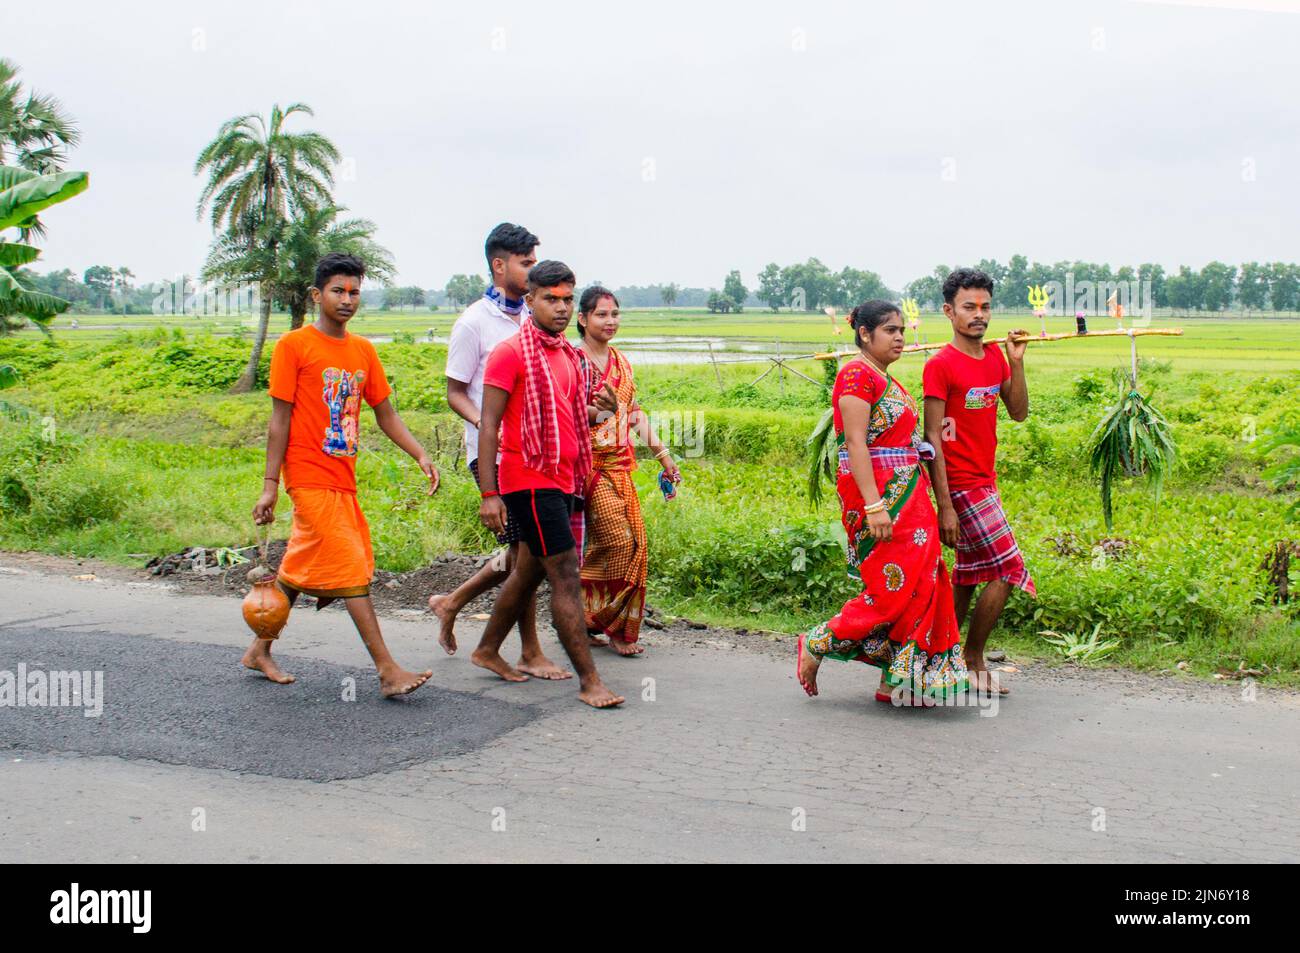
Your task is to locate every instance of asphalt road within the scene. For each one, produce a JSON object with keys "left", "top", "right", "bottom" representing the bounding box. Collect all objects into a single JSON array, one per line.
[{"left": 2, "top": 559, "right": 1297, "bottom": 863}]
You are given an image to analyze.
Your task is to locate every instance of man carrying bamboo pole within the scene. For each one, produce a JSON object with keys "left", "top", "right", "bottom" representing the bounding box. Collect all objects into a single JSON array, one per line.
[{"left": 923, "top": 268, "right": 1035, "bottom": 696}]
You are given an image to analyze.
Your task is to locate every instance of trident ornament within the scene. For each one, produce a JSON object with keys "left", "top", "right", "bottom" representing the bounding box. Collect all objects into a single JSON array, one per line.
[
  {"left": 1027, "top": 285, "right": 1049, "bottom": 337},
  {"left": 901, "top": 298, "right": 921, "bottom": 345}
]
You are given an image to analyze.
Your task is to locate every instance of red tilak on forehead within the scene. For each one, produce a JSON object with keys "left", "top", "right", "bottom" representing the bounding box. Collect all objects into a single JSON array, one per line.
[{"left": 545, "top": 285, "right": 573, "bottom": 296}]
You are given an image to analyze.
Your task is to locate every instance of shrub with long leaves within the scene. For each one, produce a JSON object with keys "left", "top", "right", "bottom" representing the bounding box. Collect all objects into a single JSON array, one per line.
[
  {"left": 1087, "top": 373, "right": 1177, "bottom": 531},
  {"left": 805, "top": 405, "right": 837, "bottom": 507},
  {"left": 1259, "top": 424, "right": 1300, "bottom": 520}
]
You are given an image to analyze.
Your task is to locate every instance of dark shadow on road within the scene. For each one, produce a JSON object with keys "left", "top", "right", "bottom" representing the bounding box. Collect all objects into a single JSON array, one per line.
[{"left": 0, "top": 626, "right": 538, "bottom": 781}]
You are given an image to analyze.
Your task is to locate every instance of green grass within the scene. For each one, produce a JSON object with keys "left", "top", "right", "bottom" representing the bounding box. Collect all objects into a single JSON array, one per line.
[{"left": 2, "top": 318, "right": 1298, "bottom": 685}]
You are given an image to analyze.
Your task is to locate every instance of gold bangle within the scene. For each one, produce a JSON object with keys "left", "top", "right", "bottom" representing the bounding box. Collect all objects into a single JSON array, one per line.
[{"left": 863, "top": 500, "right": 886, "bottom": 514}]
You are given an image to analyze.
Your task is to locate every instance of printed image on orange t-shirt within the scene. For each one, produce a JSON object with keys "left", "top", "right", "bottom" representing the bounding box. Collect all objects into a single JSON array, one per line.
[{"left": 268, "top": 325, "right": 392, "bottom": 493}]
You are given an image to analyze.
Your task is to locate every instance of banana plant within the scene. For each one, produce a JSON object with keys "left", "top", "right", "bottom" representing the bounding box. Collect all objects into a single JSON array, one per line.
[{"left": 0, "top": 164, "right": 88, "bottom": 334}]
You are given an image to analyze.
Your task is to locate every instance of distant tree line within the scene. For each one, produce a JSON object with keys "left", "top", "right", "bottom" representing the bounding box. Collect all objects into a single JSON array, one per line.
[
  {"left": 16, "top": 266, "right": 154, "bottom": 314},
  {"left": 381, "top": 286, "right": 430, "bottom": 311},
  {"left": 22, "top": 257, "right": 1300, "bottom": 318},
  {"left": 901, "top": 257, "right": 1300, "bottom": 315}
]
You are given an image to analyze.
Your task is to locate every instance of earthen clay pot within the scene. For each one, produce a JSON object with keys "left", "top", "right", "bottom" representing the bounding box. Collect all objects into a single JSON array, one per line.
[{"left": 242, "top": 567, "right": 289, "bottom": 640}]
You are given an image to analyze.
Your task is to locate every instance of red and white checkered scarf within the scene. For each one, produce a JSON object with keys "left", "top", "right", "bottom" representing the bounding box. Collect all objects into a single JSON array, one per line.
[{"left": 518, "top": 316, "right": 592, "bottom": 494}]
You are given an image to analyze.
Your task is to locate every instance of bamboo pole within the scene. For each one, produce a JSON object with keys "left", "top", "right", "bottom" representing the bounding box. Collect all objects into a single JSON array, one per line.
[
  {"left": 776, "top": 338, "right": 784, "bottom": 397},
  {"left": 705, "top": 340, "right": 724, "bottom": 389},
  {"left": 810, "top": 327, "right": 1184, "bottom": 361},
  {"left": 773, "top": 359, "right": 825, "bottom": 387},
  {"left": 617, "top": 327, "right": 1187, "bottom": 368}
]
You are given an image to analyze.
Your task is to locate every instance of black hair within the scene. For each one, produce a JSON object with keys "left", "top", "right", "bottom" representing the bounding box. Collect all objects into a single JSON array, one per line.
[
  {"left": 527, "top": 260, "right": 576, "bottom": 292},
  {"left": 314, "top": 252, "right": 365, "bottom": 290},
  {"left": 849, "top": 299, "right": 901, "bottom": 349},
  {"left": 484, "top": 222, "right": 539, "bottom": 272},
  {"left": 942, "top": 268, "right": 995, "bottom": 304},
  {"left": 576, "top": 286, "right": 619, "bottom": 337}
]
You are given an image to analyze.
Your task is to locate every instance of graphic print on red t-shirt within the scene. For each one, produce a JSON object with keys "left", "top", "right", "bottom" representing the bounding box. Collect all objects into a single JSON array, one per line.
[
  {"left": 921, "top": 342, "right": 1009, "bottom": 491},
  {"left": 482, "top": 334, "right": 580, "bottom": 494},
  {"left": 963, "top": 384, "right": 1001, "bottom": 410}
]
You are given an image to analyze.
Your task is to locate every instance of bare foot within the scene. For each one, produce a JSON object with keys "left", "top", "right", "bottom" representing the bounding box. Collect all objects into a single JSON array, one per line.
[
  {"left": 965, "top": 664, "right": 1009, "bottom": 696},
  {"left": 797, "top": 635, "right": 820, "bottom": 696},
  {"left": 578, "top": 680, "right": 625, "bottom": 709},
  {"left": 878, "top": 675, "right": 937, "bottom": 707},
  {"left": 608, "top": 639, "right": 644, "bottom": 657},
  {"left": 875, "top": 673, "right": 892, "bottom": 702},
  {"left": 588, "top": 632, "right": 610, "bottom": 648},
  {"left": 517, "top": 654, "right": 573, "bottom": 680},
  {"left": 471, "top": 647, "right": 529, "bottom": 682},
  {"left": 379, "top": 665, "right": 432, "bottom": 698},
  {"left": 428, "top": 593, "right": 458, "bottom": 655},
  {"left": 241, "top": 644, "right": 295, "bottom": 684}
]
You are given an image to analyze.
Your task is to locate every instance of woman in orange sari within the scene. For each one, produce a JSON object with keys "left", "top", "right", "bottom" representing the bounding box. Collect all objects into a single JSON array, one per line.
[
  {"left": 797, "top": 300, "right": 969, "bottom": 704},
  {"left": 575, "top": 287, "right": 682, "bottom": 656}
]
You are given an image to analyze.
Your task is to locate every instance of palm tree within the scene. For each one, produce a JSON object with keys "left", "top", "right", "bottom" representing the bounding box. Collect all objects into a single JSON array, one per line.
[
  {"left": 195, "top": 103, "right": 338, "bottom": 392},
  {"left": 0, "top": 59, "right": 80, "bottom": 243},
  {"left": 204, "top": 205, "right": 394, "bottom": 331},
  {"left": 0, "top": 59, "right": 80, "bottom": 172},
  {"left": 113, "top": 266, "right": 134, "bottom": 315},
  {"left": 276, "top": 205, "right": 394, "bottom": 329}
]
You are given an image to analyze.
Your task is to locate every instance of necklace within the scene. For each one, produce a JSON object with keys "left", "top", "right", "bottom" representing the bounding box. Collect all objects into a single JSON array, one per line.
[
  {"left": 856, "top": 351, "right": 891, "bottom": 379},
  {"left": 581, "top": 342, "right": 610, "bottom": 376}
]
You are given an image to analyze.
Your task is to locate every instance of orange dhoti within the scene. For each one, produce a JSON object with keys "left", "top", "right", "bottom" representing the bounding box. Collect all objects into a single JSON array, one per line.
[{"left": 276, "top": 486, "right": 375, "bottom": 598}]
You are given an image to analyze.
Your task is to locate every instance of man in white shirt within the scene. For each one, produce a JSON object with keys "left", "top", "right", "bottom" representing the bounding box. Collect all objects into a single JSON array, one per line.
[{"left": 430, "top": 223, "right": 569, "bottom": 681}]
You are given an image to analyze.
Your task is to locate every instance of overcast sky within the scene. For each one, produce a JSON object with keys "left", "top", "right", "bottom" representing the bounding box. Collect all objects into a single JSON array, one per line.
[{"left": 6, "top": 0, "right": 1299, "bottom": 291}]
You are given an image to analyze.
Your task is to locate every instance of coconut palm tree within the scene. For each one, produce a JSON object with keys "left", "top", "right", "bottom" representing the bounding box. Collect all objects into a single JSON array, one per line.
[
  {"left": 276, "top": 205, "right": 394, "bottom": 329},
  {"left": 203, "top": 204, "right": 395, "bottom": 331},
  {"left": 194, "top": 103, "right": 338, "bottom": 392},
  {"left": 0, "top": 59, "right": 80, "bottom": 243},
  {"left": 0, "top": 59, "right": 80, "bottom": 173}
]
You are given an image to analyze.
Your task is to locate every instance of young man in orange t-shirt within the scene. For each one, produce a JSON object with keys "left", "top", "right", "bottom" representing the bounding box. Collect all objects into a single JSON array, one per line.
[{"left": 249, "top": 253, "right": 439, "bottom": 698}]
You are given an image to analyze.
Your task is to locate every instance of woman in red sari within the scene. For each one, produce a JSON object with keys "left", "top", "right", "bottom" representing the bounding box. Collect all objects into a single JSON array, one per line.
[{"left": 797, "top": 300, "right": 969, "bottom": 704}]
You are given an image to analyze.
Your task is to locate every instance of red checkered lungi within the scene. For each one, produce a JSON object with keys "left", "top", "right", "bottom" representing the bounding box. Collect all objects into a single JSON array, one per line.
[{"left": 950, "top": 485, "right": 1035, "bottom": 596}]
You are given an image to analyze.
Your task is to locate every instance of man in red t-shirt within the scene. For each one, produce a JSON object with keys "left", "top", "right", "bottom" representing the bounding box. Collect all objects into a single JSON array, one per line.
[
  {"left": 472, "top": 260, "right": 624, "bottom": 710},
  {"left": 922, "top": 268, "right": 1033, "bottom": 696}
]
